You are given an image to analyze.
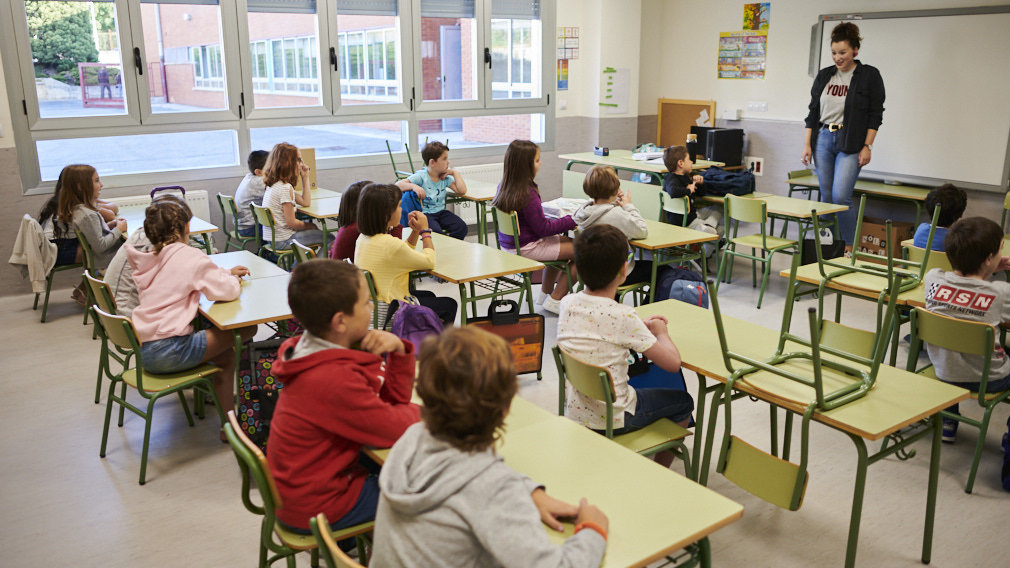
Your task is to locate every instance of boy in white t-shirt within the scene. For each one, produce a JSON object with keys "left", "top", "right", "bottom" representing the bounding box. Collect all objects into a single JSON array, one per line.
[
  {"left": 557, "top": 224, "right": 693, "bottom": 467},
  {"left": 234, "top": 149, "right": 269, "bottom": 238}
]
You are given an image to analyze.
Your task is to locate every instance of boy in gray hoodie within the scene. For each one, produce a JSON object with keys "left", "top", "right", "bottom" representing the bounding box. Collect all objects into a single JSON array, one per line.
[{"left": 371, "top": 327, "right": 608, "bottom": 568}]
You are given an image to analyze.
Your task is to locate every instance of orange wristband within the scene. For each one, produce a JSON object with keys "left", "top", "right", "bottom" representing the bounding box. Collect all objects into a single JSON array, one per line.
[{"left": 575, "top": 521, "right": 607, "bottom": 541}]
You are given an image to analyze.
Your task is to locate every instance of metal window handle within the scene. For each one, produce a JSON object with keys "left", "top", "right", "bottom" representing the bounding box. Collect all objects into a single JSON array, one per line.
[
  {"left": 133, "top": 47, "right": 144, "bottom": 75},
  {"left": 484, "top": 47, "right": 491, "bottom": 69},
  {"left": 329, "top": 47, "right": 338, "bottom": 71}
]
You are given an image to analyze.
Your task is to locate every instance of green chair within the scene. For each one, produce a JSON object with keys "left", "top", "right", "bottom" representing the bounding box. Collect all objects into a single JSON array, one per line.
[
  {"left": 786, "top": 168, "right": 818, "bottom": 200},
  {"left": 290, "top": 240, "right": 317, "bottom": 264},
  {"left": 223, "top": 411, "right": 373, "bottom": 568},
  {"left": 704, "top": 270, "right": 894, "bottom": 509},
  {"left": 384, "top": 140, "right": 414, "bottom": 181},
  {"left": 84, "top": 271, "right": 132, "bottom": 404},
  {"left": 907, "top": 308, "right": 1010, "bottom": 493},
  {"left": 361, "top": 269, "right": 384, "bottom": 330},
  {"left": 94, "top": 306, "right": 224, "bottom": 485},
  {"left": 35, "top": 255, "right": 84, "bottom": 323},
  {"left": 552, "top": 346, "right": 693, "bottom": 477},
  {"left": 492, "top": 207, "right": 573, "bottom": 298},
  {"left": 904, "top": 244, "right": 952, "bottom": 273},
  {"left": 74, "top": 227, "right": 102, "bottom": 330},
  {"left": 660, "top": 192, "right": 691, "bottom": 226},
  {"left": 217, "top": 193, "right": 258, "bottom": 252},
  {"left": 309, "top": 513, "right": 369, "bottom": 568},
  {"left": 252, "top": 204, "right": 295, "bottom": 271},
  {"left": 715, "top": 195, "right": 798, "bottom": 309}
]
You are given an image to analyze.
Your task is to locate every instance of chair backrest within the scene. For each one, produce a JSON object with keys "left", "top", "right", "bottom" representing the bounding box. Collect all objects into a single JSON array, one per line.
[
  {"left": 93, "top": 305, "right": 140, "bottom": 353},
  {"left": 561, "top": 169, "right": 586, "bottom": 199},
  {"left": 787, "top": 168, "right": 813, "bottom": 180},
  {"left": 552, "top": 346, "right": 620, "bottom": 437},
  {"left": 224, "top": 410, "right": 285, "bottom": 516},
  {"left": 909, "top": 307, "right": 994, "bottom": 397},
  {"left": 217, "top": 193, "right": 240, "bottom": 235},
  {"left": 251, "top": 204, "right": 282, "bottom": 249},
  {"left": 360, "top": 268, "right": 382, "bottom": 329},
  {"left": 905, "top": 245, "right": 952, "bottom": 272},
  {"left": 1002, "top": 192, "right": 1010, "bottom": 231},
  {"left": 620, "top": 177, "right": 662, "bottom": 222},
  {"left": 491, "top": 208, "right": 522, "bottom": 254},
  {"left": 661, "top": 193, "right": 691, "bottom": 225},
  {"left": 724, "top": 194, "right": 766, "bottom": 224},
  {"left": 74, "top": 227, "right": 98, "bottom": 274},
  {"left": 290, "top": 240, "right": 317, "bottom": 263},
  {"left": 84, "top": 270, "right": 117, "bottom": 313},
  {"left": 310, "top": 514, "right": 365, "bottom": 568},
  {"left": 819, "top": 319, "right": 877, "bottom": 363}
]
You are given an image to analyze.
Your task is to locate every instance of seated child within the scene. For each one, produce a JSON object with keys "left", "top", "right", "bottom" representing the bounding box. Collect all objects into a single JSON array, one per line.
[
  {"left": 913, "top": 183, "right": 966, "bottom": 251},
  {"left": 395, "top": 141, "right": 468, "bottom": 240},
  {"left": 55, "top": 164, "right": 128, "bottom": 305},
  {"left": 261, "top": 142, "right": 331, "bottom": 249},
  {"left": 573, "top": 165, "right": 654, "bottom": 287},
  {"left": 371, "top": 327, "right": 608, "bottom": 567},
  {"left": 234, "top": 149, "right": 269, "bottom": 238},
  {"left": 557, "top": 224, "right": 694, "bottom": 467},
  {"left": 105, "top": 194, "right": 187, "bottom": 318},
  {"left": 923, "top": 217, "right": 1010, "bottom": 446},
  {"left": 126, "top": 198, "right": 257, "bottom": 409},
  {"left": 328, "top": 181, "right": 403, "bottom": 261},
  {"left": 354, "top": 183, "right": 457, "bottom": 326},
  {"left": 662, "top": 146, "right": 721, "bottom": 231},
  {"left": 267, "top": 259, "right": 420, "bottom": 532},
  {"left": 492, "top": 139, "right": 577, "bottom": 314}
]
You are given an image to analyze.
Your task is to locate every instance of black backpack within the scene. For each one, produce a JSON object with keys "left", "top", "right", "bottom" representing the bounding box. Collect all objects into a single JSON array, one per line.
[{"left": 701, "top": 167, "right": 755, "bottom": 196}]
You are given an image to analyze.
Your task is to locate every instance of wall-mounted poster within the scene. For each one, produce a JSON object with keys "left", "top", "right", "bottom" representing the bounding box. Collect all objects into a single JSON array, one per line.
[
  {"left": 557, "top": 59, "right": 568, "bottom": 90},
  {"left": 717, "top": 31, "right": 767, "bottom": 79},
  {"left": 743, "top": 3, "right": 770, "bottom": 30}
]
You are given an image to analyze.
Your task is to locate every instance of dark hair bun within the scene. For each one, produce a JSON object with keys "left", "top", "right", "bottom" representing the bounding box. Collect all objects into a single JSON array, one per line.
[{"left": 831, "top": 22, "right": 862, "bottom": 50}]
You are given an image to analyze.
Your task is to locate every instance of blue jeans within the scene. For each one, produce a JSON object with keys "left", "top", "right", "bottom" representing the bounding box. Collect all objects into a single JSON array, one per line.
[
  {"left": 282, "top": 474, "right": 380, "bottom": 535},
  {"left": 815, "top": 128, "right": 861, "bottom": 245},
  {"left": 601, "top": 387, "right": 694, "bottom": 436},
  {"left": 276, "top": 228, "right": 333, "bottom": 249}
]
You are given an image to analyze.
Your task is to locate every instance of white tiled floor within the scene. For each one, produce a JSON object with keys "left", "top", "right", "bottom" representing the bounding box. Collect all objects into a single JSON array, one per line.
[{"left": 2, "top": 249, "right": 1008, "bottom": 567}]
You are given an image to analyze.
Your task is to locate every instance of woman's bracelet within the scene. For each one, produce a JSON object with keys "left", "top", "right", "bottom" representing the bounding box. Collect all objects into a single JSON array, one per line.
[{"left": 575, "top": 521, "right": 607, "bottom": 541}]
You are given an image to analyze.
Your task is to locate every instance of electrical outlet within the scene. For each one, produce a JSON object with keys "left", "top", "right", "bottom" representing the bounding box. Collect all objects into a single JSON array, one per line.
[
  {"left": 746, "top": 101, "right": 768, "bottom": 112},
  {"left": 745, "top": 156, "right": 764, "bottom": 176}
]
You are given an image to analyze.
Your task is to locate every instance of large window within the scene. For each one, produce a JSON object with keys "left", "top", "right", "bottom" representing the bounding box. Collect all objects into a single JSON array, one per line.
[{"left": 4, "top": 0, "right": 555, "bottom": 190}]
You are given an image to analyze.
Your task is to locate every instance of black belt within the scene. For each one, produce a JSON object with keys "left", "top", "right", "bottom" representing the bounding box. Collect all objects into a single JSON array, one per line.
[{"left": 820, "top": 122, "right": 843, "bottom": 132}]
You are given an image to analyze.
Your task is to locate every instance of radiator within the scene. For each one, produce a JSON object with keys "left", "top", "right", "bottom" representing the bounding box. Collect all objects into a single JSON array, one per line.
[
  {"left": 104, "top": 189, "right": 211, "bottom": 221},
  {"left": 451, "top": 163, "right": 502, "bottom": 225}
]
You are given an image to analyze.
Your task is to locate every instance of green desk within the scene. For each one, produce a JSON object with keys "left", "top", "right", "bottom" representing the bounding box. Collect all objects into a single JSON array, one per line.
[
  {"left": 632, "top": 220, "right": 718, "bottom": 302},
  {"left": 311, "top": 187, "right": 341, "bottom": 200},
  {"left": 700, "top": 193, "right": 847, "bottom": 241},
  {"left": 119, "top": 205, "right": 218, "bottom": 254},
  {"left": 423, "top": 234, "right": 544, "bottom": 325},
  {"left": 445, "top": 179, "right": 497, "bottom": 245},
  {"left": 209, "top": 250, "right": 288, "bottom": 280},
  {"left": 787, "top": 174, "right": 930, "bottom": 222},
  {"left": 560, "top": 150, "right": 724, "bottom": 185},
  {"left": 199, "top": 274, "right": 293, "bottom": 402},
  {"left": 367, "top": 397, "right": 743, "bottom": 568},
  {"left": 636, "top": 300, "right": 968, "bottom": 568},
  {"left": 297, "top": 196, "right": 341, "bottom": 245}
]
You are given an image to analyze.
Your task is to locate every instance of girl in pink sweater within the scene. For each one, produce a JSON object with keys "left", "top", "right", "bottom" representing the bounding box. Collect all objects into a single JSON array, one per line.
[{"left": 126, "top": 199, "right": 257, "bottom": 407}]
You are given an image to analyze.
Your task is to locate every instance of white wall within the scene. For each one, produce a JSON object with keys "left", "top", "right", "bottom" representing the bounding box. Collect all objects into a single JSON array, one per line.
[
  {"left": 638, "top": 0, "right": 1010, "bottom": 123},
  {"left": 555, "top": 0, "right": 641, "bottom": 119}
]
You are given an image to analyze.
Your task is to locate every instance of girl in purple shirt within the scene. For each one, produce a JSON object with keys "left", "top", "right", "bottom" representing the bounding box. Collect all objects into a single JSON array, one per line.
[{"left": 492, "top": 140, "right": 576, "bottom": 314}]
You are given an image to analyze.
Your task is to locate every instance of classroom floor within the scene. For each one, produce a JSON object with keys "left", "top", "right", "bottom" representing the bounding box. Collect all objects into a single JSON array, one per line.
[{"left": 3, "top": 249, "right": 1008, "bottom": 567}]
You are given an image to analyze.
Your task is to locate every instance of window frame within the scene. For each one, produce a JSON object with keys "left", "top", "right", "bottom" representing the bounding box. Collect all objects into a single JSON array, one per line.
[{"left": 2, "top": 0, "right": 555, "bottom": 193}]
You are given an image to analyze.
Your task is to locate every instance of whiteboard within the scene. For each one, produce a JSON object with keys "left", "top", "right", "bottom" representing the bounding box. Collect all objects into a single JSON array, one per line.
[{"left": 814, "top": 9, "right": 1010, "bottom": 192}]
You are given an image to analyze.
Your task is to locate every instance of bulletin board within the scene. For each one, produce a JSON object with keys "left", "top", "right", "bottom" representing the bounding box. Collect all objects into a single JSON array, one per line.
[{"left": 656, "top": 99, "right": 716, "bottom": 148}]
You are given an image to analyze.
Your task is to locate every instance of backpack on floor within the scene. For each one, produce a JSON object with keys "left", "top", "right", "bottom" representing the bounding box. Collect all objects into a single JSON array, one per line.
[
  {"left": 655, "top": 267, "right": 710, "bottom": 308},
  {"left": 236, "top": 338, "right": 284, "bottom": 449},
  {"left": 390, "top": 300, "right": 444, "bottom": 349}
]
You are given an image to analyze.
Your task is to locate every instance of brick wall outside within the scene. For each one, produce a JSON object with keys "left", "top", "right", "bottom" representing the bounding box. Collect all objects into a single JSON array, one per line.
[{"left": 462, "top": 115, "right": 532, "bottom": 144}]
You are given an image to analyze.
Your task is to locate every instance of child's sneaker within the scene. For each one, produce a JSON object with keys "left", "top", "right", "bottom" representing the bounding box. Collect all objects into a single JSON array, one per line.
[{"left": 941, "top": 418, "right": 958, "bottom": 443}]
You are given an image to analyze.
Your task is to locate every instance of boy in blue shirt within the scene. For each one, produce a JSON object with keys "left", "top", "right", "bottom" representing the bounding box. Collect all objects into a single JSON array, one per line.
[
  {"left": 395, "top": 141, "right": 469, "bottom": 240},
  {"left": 912, "top": 183, "right": 966, "bottom": 252}
]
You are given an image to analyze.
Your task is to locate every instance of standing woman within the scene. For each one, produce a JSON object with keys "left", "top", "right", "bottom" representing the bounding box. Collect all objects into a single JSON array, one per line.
[{"left": 801, "top": 22, "right": 884, "bottom": 250}]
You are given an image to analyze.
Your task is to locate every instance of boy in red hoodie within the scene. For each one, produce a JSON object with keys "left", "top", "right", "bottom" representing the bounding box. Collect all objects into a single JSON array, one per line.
[{"left": 267, "top": 259, "right": 420, "bottom": 532}]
